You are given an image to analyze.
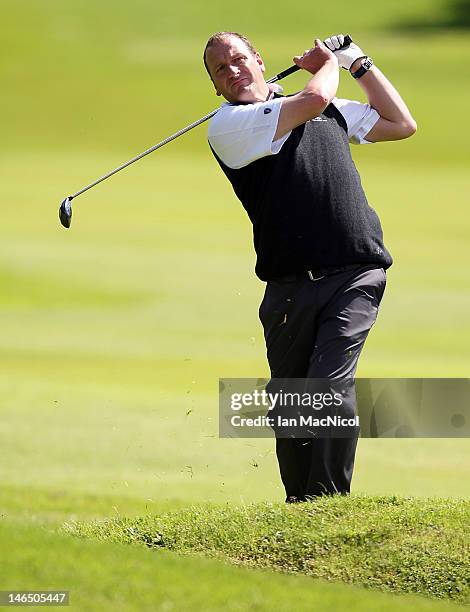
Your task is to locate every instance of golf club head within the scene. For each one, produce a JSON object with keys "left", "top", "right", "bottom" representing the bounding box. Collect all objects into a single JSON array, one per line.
[{"left": 59, "top": 197, "right": 73, "bottom": 228}]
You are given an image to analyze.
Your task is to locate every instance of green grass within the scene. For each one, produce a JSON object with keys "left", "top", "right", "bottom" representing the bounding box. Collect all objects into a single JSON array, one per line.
[
  {"left": 1, "top": 0, "right": 470, "bottom": 609},
  {"left": 3, "top": 521, "right": 467, "bottom": 612},
  {"left": 64, "top": 496, "right": 470, "bottom": 604}
]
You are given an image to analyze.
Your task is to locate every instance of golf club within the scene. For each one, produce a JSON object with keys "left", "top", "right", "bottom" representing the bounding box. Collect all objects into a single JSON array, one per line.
[{"left": 58, "top": 36, "right": 352, "bottom": 228}]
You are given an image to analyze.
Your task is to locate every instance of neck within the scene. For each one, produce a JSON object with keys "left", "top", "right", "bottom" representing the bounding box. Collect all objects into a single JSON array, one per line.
[
  {"left": 226, "top": 83, "right": 271, "bottom": 105},
  {"left": 253, "top": 82, "right": 270, "bottom": 102}
]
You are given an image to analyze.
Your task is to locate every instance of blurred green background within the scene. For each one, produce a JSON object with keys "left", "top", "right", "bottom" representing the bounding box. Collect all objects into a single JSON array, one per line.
[{"left": 1, "top": 0, "right": 469, "bottom": 524}]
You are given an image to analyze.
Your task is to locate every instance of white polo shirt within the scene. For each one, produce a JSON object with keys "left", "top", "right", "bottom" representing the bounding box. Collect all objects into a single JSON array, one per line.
[{"left": 208, "top": 96, "right": 380, "bottom": 170}]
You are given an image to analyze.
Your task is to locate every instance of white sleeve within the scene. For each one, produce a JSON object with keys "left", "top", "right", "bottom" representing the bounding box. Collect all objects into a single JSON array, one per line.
[
  {"left": 332, "top": 97, "right": 380, "bottom": 145},
  {"left": 207, "top": 98, "right": 291, "bottom": 169}
]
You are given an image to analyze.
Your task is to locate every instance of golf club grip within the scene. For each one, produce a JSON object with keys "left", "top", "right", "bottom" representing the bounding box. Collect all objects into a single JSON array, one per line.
[{"left": 267, "top": 35, "right": 352, "bottom": 84}]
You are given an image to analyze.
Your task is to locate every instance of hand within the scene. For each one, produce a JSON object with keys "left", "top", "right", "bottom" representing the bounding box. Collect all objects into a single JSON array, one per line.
[
  {"left": 293, "top": 39, "right": 337, "bottom": 75},
  {"left": 323, "top": 34, "right": 366, "bottom": 70}
]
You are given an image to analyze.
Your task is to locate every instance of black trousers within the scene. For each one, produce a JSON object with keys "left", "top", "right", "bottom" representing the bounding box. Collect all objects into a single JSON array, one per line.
[{"left": 259, "top": 265, "right": 386, "bottom": 500}]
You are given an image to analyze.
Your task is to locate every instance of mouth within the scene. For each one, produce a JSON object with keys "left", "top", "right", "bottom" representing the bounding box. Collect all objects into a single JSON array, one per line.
[{"left": 232, "top": 77, "right": 250, "bottom": 91}]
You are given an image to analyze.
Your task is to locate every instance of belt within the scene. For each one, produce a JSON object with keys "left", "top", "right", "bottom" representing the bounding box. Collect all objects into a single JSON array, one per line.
[{"left": 272, "top": 264, "right": 364, "bottom": 283}]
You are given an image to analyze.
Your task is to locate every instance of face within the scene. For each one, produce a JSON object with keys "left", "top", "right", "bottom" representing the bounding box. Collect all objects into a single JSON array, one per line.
[{"left": 205, "top": 36, "right": 269, "bottom": 104}]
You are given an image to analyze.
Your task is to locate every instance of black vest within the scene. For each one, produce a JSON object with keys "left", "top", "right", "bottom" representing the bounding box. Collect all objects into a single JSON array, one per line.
[{"left": 209, "top": 100, "right": 393, "bottom": 281}]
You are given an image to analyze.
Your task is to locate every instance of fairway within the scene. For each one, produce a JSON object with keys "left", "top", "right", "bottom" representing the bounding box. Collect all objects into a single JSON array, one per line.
[{"left": 1, "top": 0, "right": 469, "bottom": 609}]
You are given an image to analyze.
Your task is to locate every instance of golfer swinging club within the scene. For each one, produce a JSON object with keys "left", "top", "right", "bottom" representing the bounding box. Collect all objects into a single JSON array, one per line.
[{"left": 204, "top": 32, "right": 416, "bottom": 502}]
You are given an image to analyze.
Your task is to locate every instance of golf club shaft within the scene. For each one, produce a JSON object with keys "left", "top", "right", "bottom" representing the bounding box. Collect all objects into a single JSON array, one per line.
[{"left": 69, "top": 65, "right": 301, "bottom": 200}]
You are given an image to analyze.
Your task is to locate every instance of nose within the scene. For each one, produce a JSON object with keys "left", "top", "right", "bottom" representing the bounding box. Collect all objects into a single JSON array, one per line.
[{"left": 228, "top": 64, "right": 240, "bottom": 78}]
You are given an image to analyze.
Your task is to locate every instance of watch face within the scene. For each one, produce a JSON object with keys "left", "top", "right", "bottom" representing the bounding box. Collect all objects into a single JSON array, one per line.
[{"left": 351, "top": 57, "right": 373, "bottom": 78}]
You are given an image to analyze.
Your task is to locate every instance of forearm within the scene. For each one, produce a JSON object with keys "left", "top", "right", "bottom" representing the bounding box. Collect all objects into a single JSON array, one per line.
[
  {"left": 350, "top": 60, "right": 416, "bottom": 128},
  {"left": 303, "top": 57, "right": 339, "bottom": 104},
  {"left": 323, "top": 34, "right": 417, "bottom": 141},
  {"left": 275, "top": 52, "right": 339, "bottom": 140}
]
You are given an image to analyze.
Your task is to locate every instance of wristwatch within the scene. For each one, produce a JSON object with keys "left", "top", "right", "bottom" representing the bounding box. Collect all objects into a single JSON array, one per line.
[{"left": 351, "top": 57, "right": 374, "bottom": 79}]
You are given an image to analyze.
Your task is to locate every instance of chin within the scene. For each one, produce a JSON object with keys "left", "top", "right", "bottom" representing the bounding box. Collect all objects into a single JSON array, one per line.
[{"left": 233, "top": 87, "right": 256, "bottom": 103}]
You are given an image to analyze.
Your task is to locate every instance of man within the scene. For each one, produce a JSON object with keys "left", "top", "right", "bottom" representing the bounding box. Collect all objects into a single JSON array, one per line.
[{"left": 204, "top": 32, "right": 416, "bottom": 502}]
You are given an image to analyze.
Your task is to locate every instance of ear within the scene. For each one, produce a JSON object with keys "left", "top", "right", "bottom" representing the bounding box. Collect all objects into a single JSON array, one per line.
[{"left": 255, "top": 52, "right": 265, "bottom": 73}]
